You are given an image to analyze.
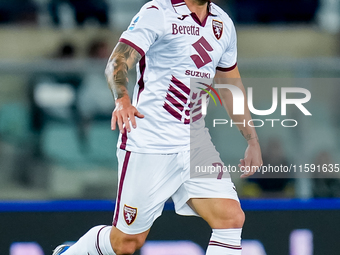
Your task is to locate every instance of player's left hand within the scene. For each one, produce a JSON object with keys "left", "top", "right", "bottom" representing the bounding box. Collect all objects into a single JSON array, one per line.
[{"left": 239, "top": 141, "right": 263, "bottom": 178}]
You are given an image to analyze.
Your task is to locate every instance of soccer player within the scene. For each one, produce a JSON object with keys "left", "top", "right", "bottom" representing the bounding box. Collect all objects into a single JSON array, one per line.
[{"left": 53, "top": 0, "right": 262, "bottom": 254}]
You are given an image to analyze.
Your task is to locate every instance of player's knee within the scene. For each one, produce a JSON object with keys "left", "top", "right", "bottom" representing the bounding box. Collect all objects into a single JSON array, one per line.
[
  {"left": 111, "top": 239, "right": 137, "bottom": 255},
  {"left": 110, "top": 230, "right": 146, "bottom": 255},
  {"left": 133, "top": 234, "right": 146, "bottom": 250},
  {"left": 114, "top": 244, "right": 135, "bottom": 255},
  {"left": 216, "top": 208, "right": 245, "bottom": 229},
  {"left": 233, "top": 209, "right": 245, "bottom": 228}
]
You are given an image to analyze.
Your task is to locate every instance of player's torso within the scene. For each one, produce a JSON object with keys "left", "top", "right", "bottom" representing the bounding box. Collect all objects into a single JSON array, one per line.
[
  {"left": 124, "top": 2, "right": 230, "bottom": 153},
  {"left": 149, "top": 9, "right": 227, "bottom": 81},
  {"left": 136, "top": 7, "right": 228, "bottom": 116}
]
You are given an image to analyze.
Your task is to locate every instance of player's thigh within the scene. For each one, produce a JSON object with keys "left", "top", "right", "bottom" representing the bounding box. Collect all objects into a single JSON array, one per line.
[
  {"left": 110, "top": 226, "right": 150, "bottom": 254},
  {"left": 114, "top": 149, "right": 182, "bottom": 234},
  {"left": 188, "top": 198, "right": 245, "bottom": 229},
  {"left": 187, "top": 135, "right": 244, "bottom": 229},
  {"left": 172, "top": 139, "right": 243, "bottom": 223}
]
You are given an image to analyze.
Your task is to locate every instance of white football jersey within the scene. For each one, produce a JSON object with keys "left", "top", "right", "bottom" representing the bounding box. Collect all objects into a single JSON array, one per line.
[{"left": 117, "top": 0, "right": 237, "bottom": 153}]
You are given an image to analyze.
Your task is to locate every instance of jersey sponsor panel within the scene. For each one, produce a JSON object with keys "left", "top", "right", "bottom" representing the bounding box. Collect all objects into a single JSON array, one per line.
[{"left": 172, "top": 23, "right": 200, "bottom": 35}]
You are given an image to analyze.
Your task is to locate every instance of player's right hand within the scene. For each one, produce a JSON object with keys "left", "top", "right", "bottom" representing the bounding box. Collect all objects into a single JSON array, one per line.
[{"left": 111, "top": 96, "right": 144, "bottom": 134}]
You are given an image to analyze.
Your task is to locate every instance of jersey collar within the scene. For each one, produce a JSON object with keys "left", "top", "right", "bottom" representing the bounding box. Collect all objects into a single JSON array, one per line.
[{"left": 171, "top": 0, "right": 217, "bottom": 26}]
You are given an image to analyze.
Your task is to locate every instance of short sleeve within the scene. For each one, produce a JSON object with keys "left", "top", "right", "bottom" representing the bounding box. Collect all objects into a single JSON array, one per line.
[
  {"left": 216, "top": 22, "right": 237, "bottom": 72},
  {"left": 119, "top": 4, "right": 165, "bottom": 57}
]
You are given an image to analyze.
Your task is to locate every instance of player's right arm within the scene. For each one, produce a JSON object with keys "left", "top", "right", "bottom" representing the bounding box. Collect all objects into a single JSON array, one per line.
[
  {"left": 105, "top": 42, "right": 144, "bottom": 134},
  {"left": 106, "top": 2, "right": 164, "bottom": 134}
]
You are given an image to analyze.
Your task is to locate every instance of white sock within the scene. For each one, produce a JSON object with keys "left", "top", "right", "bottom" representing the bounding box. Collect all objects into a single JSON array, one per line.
[
  {"left": 63, "top": 225, "right": 115, "bottom": 255},
  {"left": 206, "top": 229, "right": 242, "bottom": 255}
]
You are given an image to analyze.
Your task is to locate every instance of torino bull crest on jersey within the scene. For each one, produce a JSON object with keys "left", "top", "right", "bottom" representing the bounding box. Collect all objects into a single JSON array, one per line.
[
  {"left": 212, "top": 19, "right": 223, "bottom": 40},
  {"left": 117, "top": 0, "right": 237, "bottom": 153}
]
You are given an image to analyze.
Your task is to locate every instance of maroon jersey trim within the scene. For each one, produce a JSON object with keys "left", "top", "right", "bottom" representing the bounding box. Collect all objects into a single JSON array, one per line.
[
  {"left": 172, "top": 0, "right": 216, "bottom": 27},
  {"left": 137, "top": 56, "right": 146, "bottom": 104},
  {"left": 216, "top": 63, "right": 237, "bottom": 72},
  {"left": 171, "top": 0, "right": 185, "bottom": 4},
  {"left": 119, "top": 38, "right": 145, "bottom": 57}
]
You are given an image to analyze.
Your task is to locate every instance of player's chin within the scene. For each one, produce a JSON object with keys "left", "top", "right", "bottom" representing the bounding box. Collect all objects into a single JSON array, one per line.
[{"left": 196, "top": 0, "right": 210, "bottom": 5}]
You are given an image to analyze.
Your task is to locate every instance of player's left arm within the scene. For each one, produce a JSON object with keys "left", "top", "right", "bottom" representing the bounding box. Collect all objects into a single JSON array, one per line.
[{"left": 215, "top": 66, "right": 263, "bottom": 178}]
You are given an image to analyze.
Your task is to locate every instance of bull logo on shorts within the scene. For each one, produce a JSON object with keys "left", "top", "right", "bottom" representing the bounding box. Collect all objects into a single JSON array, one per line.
[
  {"left": 212, "top": 20, "right": 223, "bottom": 40},
  {"left": 123, "top": 205, "right": 137, "bottom": 225}
]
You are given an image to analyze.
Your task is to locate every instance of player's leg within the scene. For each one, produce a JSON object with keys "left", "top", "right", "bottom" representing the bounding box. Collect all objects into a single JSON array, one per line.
[
  {"left": 188, "top": 198, "right": 244, "bottom": 229},
  {"left": 174, "top": 184, "right": 244, "bottom": 255},
  {"left": 109, "top": 150, "right": 183, "bottom": 254},
  {"left": 56, "top": 150, "right": 183, "bottom": 255},
  {"left": 57, "top": 225, "right": 149, "bottom": 255},
  {"left": 172, "top": 176, "right": 243, "bottom": 255},
  {"left": 110, "top": 226, "right": 149, "bottom": 254},
  {"left": 172, "top": 139, "right": 243, "bottom": 255},
  {"left": 188, "top": 198, "right": 244, "bottom": 254}
]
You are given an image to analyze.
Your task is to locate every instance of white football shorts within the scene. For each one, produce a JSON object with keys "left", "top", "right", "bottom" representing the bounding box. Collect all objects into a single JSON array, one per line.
[{"left": 112, "top": 141, "right": 239, "bottom": 235}]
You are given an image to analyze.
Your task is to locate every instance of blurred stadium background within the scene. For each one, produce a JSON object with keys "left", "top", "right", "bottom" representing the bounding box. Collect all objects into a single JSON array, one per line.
[{"left": 0, "top": 0, "right": 340, "bottom": 254}]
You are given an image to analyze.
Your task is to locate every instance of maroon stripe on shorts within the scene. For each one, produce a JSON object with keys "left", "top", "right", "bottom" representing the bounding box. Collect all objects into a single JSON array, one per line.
[
  {"left": 95, "top": 226, "right": 108, "bottom": 255},
  {"left": 113, "top": 151, "right": 131, "bottom": 226},
  {"left": 119, "top": 128, "right": 128, "bottom": 150}
]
